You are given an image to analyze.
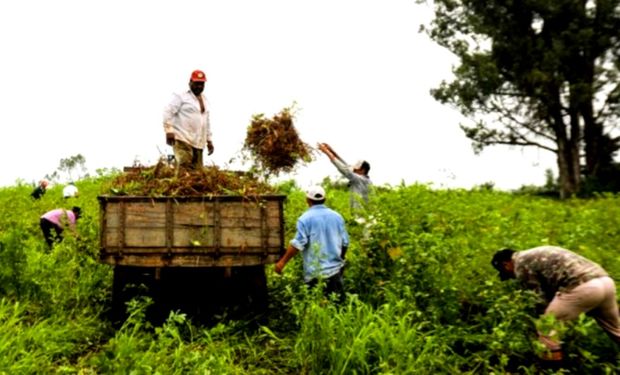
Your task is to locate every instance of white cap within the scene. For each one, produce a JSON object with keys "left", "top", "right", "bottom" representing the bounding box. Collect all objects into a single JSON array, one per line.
[
  {"left": 353, "top": 160, "right": 366, "bottom": 170},
  {"left": 305, "top": 185, "right": 326, "bottom": 201}
]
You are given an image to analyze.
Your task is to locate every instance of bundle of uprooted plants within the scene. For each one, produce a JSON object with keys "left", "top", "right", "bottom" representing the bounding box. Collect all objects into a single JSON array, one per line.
[
  {"left": 102, "top": 161, "right": 276, "bottom": 197},
  {"left": 242, "top": 106, "right": 314, "bottom": 176}
]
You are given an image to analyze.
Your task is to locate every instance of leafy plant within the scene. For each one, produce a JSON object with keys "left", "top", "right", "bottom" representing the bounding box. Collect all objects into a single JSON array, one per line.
[{"left": 0, "top": 173, "right": 619, "bottom": 373}]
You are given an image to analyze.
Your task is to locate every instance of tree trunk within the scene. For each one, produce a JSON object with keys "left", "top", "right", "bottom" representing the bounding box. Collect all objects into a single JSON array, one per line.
[
  {"left": 573, "top": 54, "right": 603, "bottom": 179},
  {"left": 557, "top": 143, "right": 580, "bottom": 199},
  {"left": 554, "top": 103, "right": 581, "bottom": 199}
]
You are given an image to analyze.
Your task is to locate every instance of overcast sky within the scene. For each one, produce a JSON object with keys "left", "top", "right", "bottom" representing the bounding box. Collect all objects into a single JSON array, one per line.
[{"left": 0, "top": 0, "right": 557, "bottom": 190}]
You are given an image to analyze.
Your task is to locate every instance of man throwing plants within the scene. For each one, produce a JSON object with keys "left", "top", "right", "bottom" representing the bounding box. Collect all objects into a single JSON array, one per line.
[
  {"left": 317, "top": 143, "right": 371, "bottom": 212},
  {"left": 275, "top": 185, "right": 349, "bottom": 302},
  {"left": 491, "top": 246, "right": 620, "bottom": 360},
  {"left": 163, "top": 69, "right": 214, "bottom": 170}
]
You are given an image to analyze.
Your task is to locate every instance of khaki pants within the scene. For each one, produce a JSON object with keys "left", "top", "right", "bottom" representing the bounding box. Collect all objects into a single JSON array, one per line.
[
  {"left": 173, "top": 140, "right": 203, "bottom": 170},
  {"left": 541, "top": 276, "right": 620, "bottom": 350}
]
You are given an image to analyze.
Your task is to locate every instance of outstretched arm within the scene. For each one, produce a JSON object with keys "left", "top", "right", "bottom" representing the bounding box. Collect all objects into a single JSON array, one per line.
[
  {"left": 318, "top": 143, "right": 345, "bottom": 164},
  {"left": 318, "top": 142, "right": 358, "bottom": 181}
]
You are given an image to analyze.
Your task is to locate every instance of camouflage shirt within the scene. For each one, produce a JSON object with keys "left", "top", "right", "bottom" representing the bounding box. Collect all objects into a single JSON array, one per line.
[{"left": 513, "top": 246, "right": 608, "bottom": 302}]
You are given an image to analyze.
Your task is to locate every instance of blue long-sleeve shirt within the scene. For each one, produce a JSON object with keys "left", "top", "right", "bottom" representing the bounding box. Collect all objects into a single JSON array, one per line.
[{"left": 290, "top": 204, "right": 349, "bottom": 282}]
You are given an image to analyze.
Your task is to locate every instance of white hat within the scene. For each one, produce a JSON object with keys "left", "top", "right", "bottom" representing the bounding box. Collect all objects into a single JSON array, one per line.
[
  {"left": 305, "top": 185, "right": 326, "bottom": 201},
  {"left": 353, "top": 160, "right": 366, "bottom": 170}
]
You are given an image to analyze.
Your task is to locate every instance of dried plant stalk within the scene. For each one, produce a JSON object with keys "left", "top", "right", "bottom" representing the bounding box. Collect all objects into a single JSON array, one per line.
[
  {"left": 102, "top": 162, "right": 276, "bottom": 197},
  {"left": 243, "top": 106, "right": 313, "bottom": 176}
]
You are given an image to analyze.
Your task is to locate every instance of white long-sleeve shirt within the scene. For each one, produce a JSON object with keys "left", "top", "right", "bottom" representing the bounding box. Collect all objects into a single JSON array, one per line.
[
  {"left": 330, "top": 157, "right": 371, "bottom": 210},
  {"left": 163, "top": 90, "right": 212, "bottom": 149},
  {"left": 63, "top": 183, "right": 78, "bottom": 198}
]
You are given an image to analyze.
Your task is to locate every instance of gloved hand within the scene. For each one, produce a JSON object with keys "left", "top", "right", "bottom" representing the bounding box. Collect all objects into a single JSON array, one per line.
[
  {"left": 538, "top": 334, "right": 563, "bottom": 362},
  {"left": 166, "top": 133, "right": 175, "bottom": 146},
  {"left": 541, "top": 349, "right": 563, "bottom": 361},
  {"left": 207, "top": 140, "right": 214, "bottom": 155}
]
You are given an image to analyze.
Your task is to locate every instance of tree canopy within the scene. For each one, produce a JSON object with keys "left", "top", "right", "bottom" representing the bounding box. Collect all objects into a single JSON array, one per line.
[
  {"left": 45, "top": 154, "right": 88, "bottom": 183},
  {"left": 425, "top": 0, "right": 620, "bottom": 197}
]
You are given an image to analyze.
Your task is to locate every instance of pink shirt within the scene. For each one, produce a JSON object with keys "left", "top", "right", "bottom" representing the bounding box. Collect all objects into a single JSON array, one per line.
[{"left": 41, "top": 209, "right": 76, "bottom": 229}]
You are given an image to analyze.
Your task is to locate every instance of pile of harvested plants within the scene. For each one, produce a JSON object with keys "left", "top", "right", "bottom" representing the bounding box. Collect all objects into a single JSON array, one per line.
[
  {"left": 102, "top": 161, "right": 276, "bottom": 197},
  {"left": 242, "top": 106, "right": 313, "bottom": 176}
]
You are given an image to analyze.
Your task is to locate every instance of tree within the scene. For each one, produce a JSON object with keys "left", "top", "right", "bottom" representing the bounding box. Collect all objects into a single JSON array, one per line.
[
  {"left": 57, "top": 154, "right": 87, "bottom": 182},
  {"left": 424, "top": 0, "right": 620, "bottom": 198}
]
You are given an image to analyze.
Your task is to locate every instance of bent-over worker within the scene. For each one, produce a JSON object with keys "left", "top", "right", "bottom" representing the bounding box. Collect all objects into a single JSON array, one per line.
[
  {"left": 492, "top": 246, "right": 620, "bottom": 360},
  {"left": 40, "top": 206, "right": 82, "bottom": 248}
]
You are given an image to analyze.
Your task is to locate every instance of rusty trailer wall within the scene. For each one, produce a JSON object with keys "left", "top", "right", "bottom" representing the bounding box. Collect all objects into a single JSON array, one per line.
[{"left": 98, "top": 195, "right": 286, "bottom": 267}]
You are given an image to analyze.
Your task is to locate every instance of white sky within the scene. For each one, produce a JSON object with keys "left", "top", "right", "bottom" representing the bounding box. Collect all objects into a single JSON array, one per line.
[{"left": 0, "top": 0, "right": 557, "bottom": 190}]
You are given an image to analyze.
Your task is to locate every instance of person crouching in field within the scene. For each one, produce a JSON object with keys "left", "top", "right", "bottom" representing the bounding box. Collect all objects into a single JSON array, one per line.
[
  {"left": 275, "top": 186, "right": 349, "bottom": 303},
  {"left": 63, "top": 182, "right": 79, "bottom": 199},
  {"left": 30, "top": 179, "right": 49, "bottom": 200},
  {"left": 40, "top": 207, "right": 81, "bottom": 249},
  {"left": 492, "top": 246, "right": 620, "bottom": 361}
]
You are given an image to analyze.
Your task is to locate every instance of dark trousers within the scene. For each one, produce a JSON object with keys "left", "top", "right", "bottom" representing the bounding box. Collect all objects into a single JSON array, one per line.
[
  {"left": 307, "top": 271, "right": 345, "bottom": 303},
  {"left": 40, "top": 218, "right": 63, "bottom": 248}
]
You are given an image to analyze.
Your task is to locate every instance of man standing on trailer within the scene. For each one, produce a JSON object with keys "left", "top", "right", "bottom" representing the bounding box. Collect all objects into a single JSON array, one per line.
[{"left": 163, "top": 69, "right": 214, "bottom": 170}]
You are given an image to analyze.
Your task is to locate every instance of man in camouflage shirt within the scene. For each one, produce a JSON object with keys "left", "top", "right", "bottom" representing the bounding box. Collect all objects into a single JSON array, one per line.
[{"left": 492, "top": 246, "right": 620, "bottom": 359}]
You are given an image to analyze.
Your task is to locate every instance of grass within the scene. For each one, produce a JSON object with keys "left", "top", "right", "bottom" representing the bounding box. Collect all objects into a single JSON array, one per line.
[{"left": 0, "top": 177, "right": 618, "bottom": 373}]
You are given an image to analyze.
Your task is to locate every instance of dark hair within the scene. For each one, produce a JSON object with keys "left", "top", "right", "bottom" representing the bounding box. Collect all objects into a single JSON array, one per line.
[
  {"left": 360, "top": 161, "right": 370, "bottom": 174},
  {"left": 72, "top": 206, "right": 82, "bottom": 217},
  {"left": 307, "top": 197, "right": 326, "bottom": 205},
  {"left": 491, "top": 248, "right": 515, "bottom": 271}
]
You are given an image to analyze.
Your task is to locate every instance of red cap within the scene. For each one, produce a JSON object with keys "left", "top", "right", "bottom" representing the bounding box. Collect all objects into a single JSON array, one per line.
[{"left": 190, "top": 70, "right": 207, "bottom": 82}]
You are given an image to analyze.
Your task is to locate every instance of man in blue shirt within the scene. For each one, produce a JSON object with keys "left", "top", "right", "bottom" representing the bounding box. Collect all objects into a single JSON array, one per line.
[{"left": 275, "top": 185, "right": 349, "bottom": 301}]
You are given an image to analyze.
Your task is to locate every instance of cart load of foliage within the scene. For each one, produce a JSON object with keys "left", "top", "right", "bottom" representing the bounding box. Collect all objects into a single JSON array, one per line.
[
  {"left": 242, "top": 106, "right": 314, "bottom": 176},
  {"left": 101, "top": 161, "right": 276, "bottom": 197}
]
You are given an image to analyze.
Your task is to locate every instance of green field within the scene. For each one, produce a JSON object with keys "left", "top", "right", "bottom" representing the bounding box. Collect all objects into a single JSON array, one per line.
[{"left": 0, "top": 175, "right": 618, "bottom": 374}]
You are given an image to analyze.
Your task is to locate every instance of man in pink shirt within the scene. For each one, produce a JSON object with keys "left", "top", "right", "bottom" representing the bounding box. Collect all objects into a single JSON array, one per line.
[{"left": 40, "top": 206, "right": 81, "bottom": 248}]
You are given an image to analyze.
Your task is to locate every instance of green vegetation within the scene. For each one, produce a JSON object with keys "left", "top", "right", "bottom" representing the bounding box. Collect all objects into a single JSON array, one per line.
[{"left": 0, "top": 176, "right": 619, "bottom": 373}]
